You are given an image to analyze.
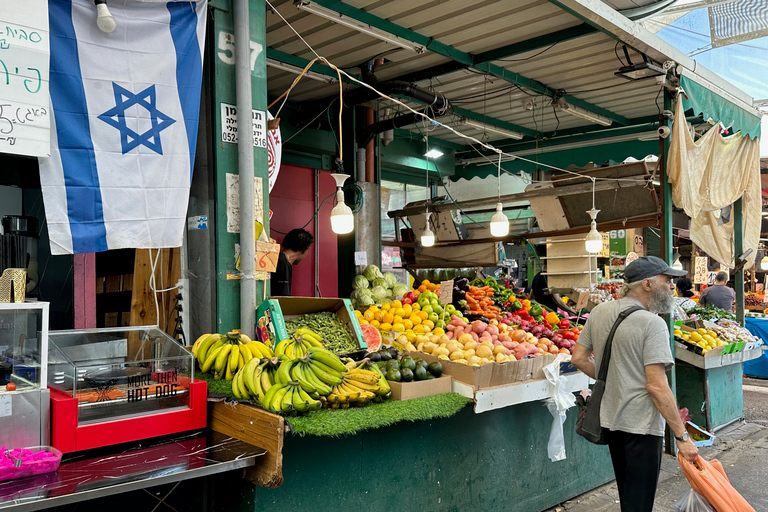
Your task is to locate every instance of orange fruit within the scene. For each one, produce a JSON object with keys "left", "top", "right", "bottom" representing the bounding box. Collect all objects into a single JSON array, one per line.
[{"left": 382, "top": 312, "right": 394, "bottom": 324}]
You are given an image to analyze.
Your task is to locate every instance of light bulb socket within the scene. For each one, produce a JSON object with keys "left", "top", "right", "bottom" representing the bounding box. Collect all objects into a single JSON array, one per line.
[{"left": 330, "top": 173, "right": 349, "bottom": 189}]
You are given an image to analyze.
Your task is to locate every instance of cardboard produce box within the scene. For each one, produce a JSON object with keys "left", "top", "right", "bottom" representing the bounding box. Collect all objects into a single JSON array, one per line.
[
  {"left": 409, "top": 351, "right": 493, "bottom": 390},
  {"left": 387, "top": 375, "right": 452, "bottom": 401},
  {"left": 255, "top": 297, "right": 366, "bottom": 351}
]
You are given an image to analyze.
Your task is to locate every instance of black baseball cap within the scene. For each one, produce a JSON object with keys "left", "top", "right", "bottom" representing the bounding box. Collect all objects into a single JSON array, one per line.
[{"left": 624, "top": 255, "right": 688, "bottom": 283}]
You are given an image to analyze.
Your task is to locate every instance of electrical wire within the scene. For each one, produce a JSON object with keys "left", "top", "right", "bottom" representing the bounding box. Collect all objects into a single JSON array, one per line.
[
  {"left": 283, "top": 101, "right": 334, "bottom": 144},
  {"left": 270, "top": 190, "right": 337, "bottom": 235},
  {"left": 496, "top": 41, "right": 561, "bottom": 62},
  {"left": 266, "top": 0, "right": 654, "bottom": 186}
]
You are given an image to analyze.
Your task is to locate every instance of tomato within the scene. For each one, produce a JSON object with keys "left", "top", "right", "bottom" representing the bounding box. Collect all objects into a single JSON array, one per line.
[
  {"left": 563, "top": 331, "right": 575, "bottom": 341},
  {"left": 5, "top": 383, "right": 16, "bottom": 391}
]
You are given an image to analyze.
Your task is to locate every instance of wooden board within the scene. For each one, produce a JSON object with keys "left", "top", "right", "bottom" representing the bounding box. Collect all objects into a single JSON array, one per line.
[{"left": 209, "top": 402, "right": 285, "bottom": 488}]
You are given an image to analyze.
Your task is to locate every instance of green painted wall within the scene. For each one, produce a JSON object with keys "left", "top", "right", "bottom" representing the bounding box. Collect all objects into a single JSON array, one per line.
[
  {"left": 676, "top": 364, "right": 744, "bottom": 430},
  {"left": 210, "top": 0, "right": 269, "bottom": 332},
  {"left": 212, "top": 402, "right": 615, "bottom": 512}
]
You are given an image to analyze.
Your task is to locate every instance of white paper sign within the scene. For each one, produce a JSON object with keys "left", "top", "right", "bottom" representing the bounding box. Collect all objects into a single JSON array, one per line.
[
  {"left": 0, "top": 395, "right": 11, "bottom": 417},
  {"left": 225, "top": 174, "right": 264, "bottom": 234},
  {"left": 0, "top": 2, "right": 51, "bottom": 156},
  {"left": 220, "top": 103, "right": 267, "bottom": 148},
  {"left": 354, "top": 251, "right": 368, "bottom": 266},
  {"left": 439, "top": 280, "right": 454, "bottom": 305},
  {"left": 694, "top": 257, "right": 709, "bottom": 284}
]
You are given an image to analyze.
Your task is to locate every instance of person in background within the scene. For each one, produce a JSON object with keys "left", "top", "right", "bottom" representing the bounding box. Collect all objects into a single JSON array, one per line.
[
  {"left": 672, "top": 277, "right": 697, "bottom": 321},
  {"left": 271, "top": 228, "right": 314, "bottom": 297},
  {"left": 530, "top": 262, "right": 576, "bottom": 315},
  {"left": 571, "top": 256, "right": 698, "bottom": 512},
  {"left": 698, "top": 271, "right": 735, "bottom": 312}
]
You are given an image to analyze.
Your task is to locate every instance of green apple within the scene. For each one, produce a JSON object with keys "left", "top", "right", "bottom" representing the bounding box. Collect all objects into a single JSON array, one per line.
[
  {"left": 446, "top": 304, "right": 457, "bottom": 314},
  {"left": 428, "top": 312, "right": 440, "bottom": 324},
  {"left": 422, "top": 305, "right": 434, "bottom": 314}
]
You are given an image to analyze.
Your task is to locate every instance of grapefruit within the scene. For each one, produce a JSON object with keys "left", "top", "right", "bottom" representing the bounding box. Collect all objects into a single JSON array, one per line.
[{"left": 360, "top": 324, "right": 382, "bottom": 352}]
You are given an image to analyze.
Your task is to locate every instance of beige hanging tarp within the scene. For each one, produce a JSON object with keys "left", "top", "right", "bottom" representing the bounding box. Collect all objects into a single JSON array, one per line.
[{"left": 667, "top": 96, "right": 761, "bottom": 268}]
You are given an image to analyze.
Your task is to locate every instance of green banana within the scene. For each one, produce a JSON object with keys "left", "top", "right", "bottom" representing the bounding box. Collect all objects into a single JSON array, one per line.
[
  {"left": 301, "top": 363, "right": 332, "bottom": 395},
  {"left": 260, "top": 381, "right": 282, "bottom": 408},
  {"left": 367, "top": 363, "right": 391, "bottom": 396},
  {"left": 296, "top": 328, "right": 323, "bottom": 347},
  {"left": 309, "top": 360, "right": 343, "bottom": 386},
  {"left": 214, "top": 344, "right": 232, "bottom": 374},
  {"left": 232, "top": 370, "right": 246, "bottom": 399},
  {"left": 241, "top": 357, "right": 260, "bottom": 396},
  {"left": 276, "top": 359, "right": 296, "bottom": 386},
  {"left": 275, "top": 340, "right": 288, "bottom": 357},
  {"left": 280, "top": 385, "right": 296, "bottom": 413},
  {"left": 201, "top": 344, "right": 224, "bottom": 373},
  {"left": 307, "top": 346, "right": 347, "bottom": 373},
  {"left": 291, "top": 383, "right": 309, "bottom": 413},
  {"left": 297, "top": 386, "right": 322, "bottom": 411},
  {"left": 293, "top": 364, "right": 317, "bottom": 394},
  {"left": 269, "top": 385, "right": 288, "bottom": 413}
]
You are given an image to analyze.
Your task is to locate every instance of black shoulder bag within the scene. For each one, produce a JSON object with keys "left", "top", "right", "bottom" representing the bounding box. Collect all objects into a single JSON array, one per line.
[{"left": 575, "top": 306, "right": 643, "bottom": 445}]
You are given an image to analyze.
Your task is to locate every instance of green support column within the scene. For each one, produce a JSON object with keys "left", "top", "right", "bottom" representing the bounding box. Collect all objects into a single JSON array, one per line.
[
  {"left": 661, "top": 89, "right": 676, "bottom": 454},
  {"left": 211, "top": 0, "right": 269, "bottom": 332},
  {"left": 735, "top": 198, "right": 745, "bottom": 325}
]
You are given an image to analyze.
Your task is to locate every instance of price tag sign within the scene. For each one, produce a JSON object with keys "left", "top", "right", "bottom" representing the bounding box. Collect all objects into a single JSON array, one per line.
[
  {"left": 354, "top": 251, "right": 368, "bottom": 266},
  {"left": 439, "top": 280, "right": 454, "bottom": 305},
  {"left": 575, "top": 291, "right": 590, "bottom": 310},
  {"left": 256, "top": 241, "right": 280, "bottom": 273},
  {"left": 694, "top": 257, "right": 708, "bottom": 284},
  {"left": 599, "top": 232, "right": 610, "bottom": 258}
]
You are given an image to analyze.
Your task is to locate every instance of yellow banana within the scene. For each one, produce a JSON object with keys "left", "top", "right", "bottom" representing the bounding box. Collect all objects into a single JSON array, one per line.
[
  {"left": 227, "top": 343, "right": 240, "bottom": 378},
  {"left": 345, "top": 371, "right": 380, "bottom": 385},
  {"left": 214, "top": 344, "right": 232, "bottom": 374},
  {"left": 191, "top": 333, "right": 211, "bottom": 356},
  {"left": 239, "top": 345, "right": 253, "bottom": 365},
  {"left": 201, "top": 344, "right": 223, "bottom": 373},
  {"left": 239, "top": 333, "right": 253, "bottom": 344},
  {"left": 197, "top": 334, "right": 223, "bottom": 365}
]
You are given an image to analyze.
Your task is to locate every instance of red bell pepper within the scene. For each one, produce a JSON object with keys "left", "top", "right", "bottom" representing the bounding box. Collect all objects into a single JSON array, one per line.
[{"left": 558, "top": 319, "right": 571, "bottom": 330}]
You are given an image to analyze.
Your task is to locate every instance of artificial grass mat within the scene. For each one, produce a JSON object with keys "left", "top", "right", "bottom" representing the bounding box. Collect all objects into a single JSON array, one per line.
[
  {"left": 287, "top": 393, "right": 472, "bottom": 437},
  {"left": 195, "top": 371, "right": 471, "bottom": 437}
]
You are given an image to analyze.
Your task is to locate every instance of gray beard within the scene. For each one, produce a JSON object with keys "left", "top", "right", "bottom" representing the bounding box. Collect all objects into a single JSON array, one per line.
[{"left": 647, "top": 284, "right": 674, "bottom": 314}]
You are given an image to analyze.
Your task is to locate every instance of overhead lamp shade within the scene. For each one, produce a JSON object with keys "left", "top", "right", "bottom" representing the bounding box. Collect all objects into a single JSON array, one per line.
[
  {"left": 585, "top": 221, "right": 602, "bottom": 254},
  {"left": 330, "top": 190, "right": 354, "bottom": 234},
  {"left": 489, "top": 203, "right": 509, "bottom": 237},
  {"left": 761, "top": 256, "right": 768, "bottom": 271}
]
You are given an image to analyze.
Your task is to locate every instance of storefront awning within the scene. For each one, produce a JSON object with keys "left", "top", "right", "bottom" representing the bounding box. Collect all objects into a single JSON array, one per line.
[{"left": 680, "top": 74, "right": 762, "bottom": 140}]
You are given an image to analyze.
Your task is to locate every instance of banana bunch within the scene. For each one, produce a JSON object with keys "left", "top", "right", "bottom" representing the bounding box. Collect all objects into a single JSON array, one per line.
[
  {"left": 195, "top": 331, "right": 275, "bottom": 381},
  {"left": 233, "top": 356, "right": 279, "bottom": 402},
  {"left": 261, "top": 380, "right": 323, "bottom": 414},
  {"left": 274, "top": 328, "right": 324, "bottom": 359},
  {"left": 322, "top": 368, "right": 386, "bottom": 408}
]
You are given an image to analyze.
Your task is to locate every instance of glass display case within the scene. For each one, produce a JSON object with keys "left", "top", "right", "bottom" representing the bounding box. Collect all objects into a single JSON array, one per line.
[
  {"left": 48, "top": 326, "right": 194, "bottom": 425},
  {"left": 0, "top": 302, "right": 50, "bottom": 449},
  {"left": 47, "top": 326, "right": 207, "bottom": 454}
]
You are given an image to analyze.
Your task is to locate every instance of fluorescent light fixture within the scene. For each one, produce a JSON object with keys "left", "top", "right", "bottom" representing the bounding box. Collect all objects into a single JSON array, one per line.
[
  {"left": 295, "top": 0, "right": 426, "bottom": 54},
  {"left": 489, "top": 203, "right": 509, "bottom": 237},
  {"left": 554, "top": 99, "right": 612, "bottom": 127},
  {"left": 424, "top": 149, "right": 444, "bottom": 159},
  {"left": 421, "top": 212, "right": 435, "bottom": 247},
  {"left": 450, "top": 118, "right": 524, "bottom": 140},
  {"left": 266, "top": 58, "right": 337, "bottom": 84},
  {"left": 614, "top": 46, "right": 665, "bottom": 81},
  {"left": 585, "top": 209, "right": 602, "bottom": 253},
  {"left": 330, "top": 173, "right": 354, "bottom": 234}
]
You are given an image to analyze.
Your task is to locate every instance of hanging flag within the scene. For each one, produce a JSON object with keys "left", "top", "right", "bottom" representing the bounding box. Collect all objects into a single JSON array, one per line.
[{"left": 39, "top": 0, "right": 207, "bottom": 254}]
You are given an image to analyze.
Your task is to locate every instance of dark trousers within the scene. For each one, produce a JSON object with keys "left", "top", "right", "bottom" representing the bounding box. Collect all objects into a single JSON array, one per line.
[{"left": 605, "top": 429, "right": 664, "bottom": 512}]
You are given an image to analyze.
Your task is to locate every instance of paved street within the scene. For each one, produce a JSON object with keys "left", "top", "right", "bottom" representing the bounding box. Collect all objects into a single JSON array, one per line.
[{"left": 546, "top": 377, "right": 768, "bottom": 511}]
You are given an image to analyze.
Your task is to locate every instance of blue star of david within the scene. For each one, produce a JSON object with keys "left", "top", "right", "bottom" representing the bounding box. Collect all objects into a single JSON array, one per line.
[{"left": 98, "top": 83, "right": 175, "bottom": 155}]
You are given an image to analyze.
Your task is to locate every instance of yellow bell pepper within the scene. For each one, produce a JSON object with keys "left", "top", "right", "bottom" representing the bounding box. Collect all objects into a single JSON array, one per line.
[
  {"left": 545, "top": 311, "right": 560, "bottom": 325},
  {"left": 523, "top": 299, "right": 531, "bottom": 311}
]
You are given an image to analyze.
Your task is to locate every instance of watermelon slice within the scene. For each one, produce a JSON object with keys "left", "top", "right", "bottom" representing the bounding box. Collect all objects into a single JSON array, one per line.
[{"left": 360, "top": 324, "right": 382, "bottom": 352}]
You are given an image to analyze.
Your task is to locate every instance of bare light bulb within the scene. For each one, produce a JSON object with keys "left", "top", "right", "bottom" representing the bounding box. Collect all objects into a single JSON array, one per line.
[
  {"left": 761, "top": 256, "right": 768, "bottom": 271},
  {"left": 489, "top": 203, "right": 509, "bottom": 237},
  {"left": 96, "top": 3, "right": 117, "bottom": 33},
  {"left": 421, "top": 212, "right": 435, "bottom": 247},
  {"left": 585, "top": 208, "right": 602, "bottom": 254},
  {"left": 329, "top": 173, "right": 353, "bottom": 234}
]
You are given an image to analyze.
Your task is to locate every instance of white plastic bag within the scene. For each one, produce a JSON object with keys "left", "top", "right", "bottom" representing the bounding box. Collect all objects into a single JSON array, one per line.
[
  {"left": 543, "top": 354, "right": 576, "bottom": 462},
  {"left": 675, "top": 489, "right": 716, "bottom": 512}
]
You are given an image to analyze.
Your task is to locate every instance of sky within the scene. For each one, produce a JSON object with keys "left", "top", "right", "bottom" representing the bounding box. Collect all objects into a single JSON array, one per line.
[{"left": 653, "top": 8, "right": 768, "bottom": 101}]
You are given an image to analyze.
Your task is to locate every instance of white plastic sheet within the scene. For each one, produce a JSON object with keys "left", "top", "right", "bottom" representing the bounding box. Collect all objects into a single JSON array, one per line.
[{"left": 543, "top": 353, "right": 577, "bottom": 462}]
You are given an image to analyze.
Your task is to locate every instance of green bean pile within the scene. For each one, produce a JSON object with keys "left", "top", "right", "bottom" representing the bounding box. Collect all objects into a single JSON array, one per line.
[{"left": 284, "top": 311, "right": 359, "bottom": 354}]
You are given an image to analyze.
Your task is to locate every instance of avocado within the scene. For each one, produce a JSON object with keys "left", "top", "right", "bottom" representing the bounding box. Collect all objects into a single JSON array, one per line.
[
  {"left": 368, "top": 351, "right": 382, "bottom": 362},
  {"left": 413, "top": 365, "right": 428, "bottom": 381},
  {"left": 400, "top": 368, "right": 414, "bottom": 382},
  {"left": 385, "top": 369, "right": 401, "bottom": 382},
  {"left": 378, "top": 349, "right": 392, "bottom": 361},
  {"left": 425, "top": 374, "right": 436, "bottom": 380},
  {"left": 427, "top": 361, "right": 443, "bottom": 377},
  {"left": 385, "top": 359, "right": 401, "bottom": 372},
  {"left": 399, "top": 356, "right": 416, "bottom": 371},
  {"left": 417, "top": 359, "right": 429, "bottom": 370},
  {"left": 388, "top": 347, "right": 399, "bottom": 359}
]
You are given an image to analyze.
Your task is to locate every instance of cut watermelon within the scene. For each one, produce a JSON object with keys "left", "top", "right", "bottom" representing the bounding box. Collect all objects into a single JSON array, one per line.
[{"left": 360, "top": 324, "right": 382, "bottom": 352}]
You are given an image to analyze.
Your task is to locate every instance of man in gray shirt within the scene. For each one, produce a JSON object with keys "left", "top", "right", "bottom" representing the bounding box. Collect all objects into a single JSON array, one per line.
[
  {"left": 571, "top": 256, "right": 699, "bottom": 512},
  {"left": 698, "top": 271, "right": 735, "bottom": 312}
]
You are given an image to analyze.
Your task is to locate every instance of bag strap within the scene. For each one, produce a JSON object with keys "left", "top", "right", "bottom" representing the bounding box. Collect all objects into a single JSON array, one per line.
[{"left": 596, "top": 305, "right": 644, "bottom": 382}]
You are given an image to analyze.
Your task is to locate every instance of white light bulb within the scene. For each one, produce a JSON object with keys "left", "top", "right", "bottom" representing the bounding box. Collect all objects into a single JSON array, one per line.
[
  {"left": 96, "top": 3, "right": 117, "bottom": 33},
  {"left": 671, "top": 258, "right": 683, "bottom": 271},
  {"left": 761, "top": 256, "right": 768, "bottom": 271},
  {"left": 585, "top": 222, "right": 602, "bottom": 254},
  {"left": 330, "top": 189, "right": 354, "bottom": 234},
  {"left": 421, "top": 212, "right": 435, "bottom": 247},
  {"left": 489, "top": 203, "right": 509, "bottom": 237}
]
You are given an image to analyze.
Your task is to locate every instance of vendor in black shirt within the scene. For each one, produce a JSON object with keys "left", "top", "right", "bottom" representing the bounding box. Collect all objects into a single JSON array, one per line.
[
  {"left": 529, "top": 263, "right": 576, "bottom": 315},
  {"left": 271, "top": 228, "right": 314, "bottom": 296}
]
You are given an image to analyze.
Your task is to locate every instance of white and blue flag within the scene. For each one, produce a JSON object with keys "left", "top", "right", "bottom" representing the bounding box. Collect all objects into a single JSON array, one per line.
[{"left": 39, "top": 0, "right": 206, "bottom": 254}]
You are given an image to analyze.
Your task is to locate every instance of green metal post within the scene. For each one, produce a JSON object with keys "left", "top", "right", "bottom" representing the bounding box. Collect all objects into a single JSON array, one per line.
[
  {"left": 735, "top": 198, "right": 745, "bottom": 325},
  {"left": 211, "top": 0, "right": 269, "bottom": 332},
  {"left": 661, "top": 89, "right": 676, "bottom": 454}
]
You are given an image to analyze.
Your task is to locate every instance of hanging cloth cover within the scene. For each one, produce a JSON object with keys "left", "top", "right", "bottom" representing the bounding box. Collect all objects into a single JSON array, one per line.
[
  {"left": 679, "top": 75, "right": 762, "bottom": 140},
  {"left": 39, "top": 0, "right": 207, "bottom": 254},
  {"left": 667, "top": 95, "right": 761, "bottom": 268}
]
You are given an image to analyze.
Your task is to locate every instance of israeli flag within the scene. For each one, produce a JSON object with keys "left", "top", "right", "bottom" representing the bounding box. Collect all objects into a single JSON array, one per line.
[{"left": 39, "top": 0, "right": 206, "bottom": 254}]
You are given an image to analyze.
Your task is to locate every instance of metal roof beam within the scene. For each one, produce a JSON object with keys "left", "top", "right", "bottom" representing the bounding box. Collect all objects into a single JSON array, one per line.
[{"left": 300, "top": 0, "right": 630, "bottom": 125}]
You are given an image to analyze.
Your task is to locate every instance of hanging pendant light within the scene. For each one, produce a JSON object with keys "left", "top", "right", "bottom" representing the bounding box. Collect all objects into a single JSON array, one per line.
[
  {"left": 421, "top": 212, "right": 435, "bottom": 247},
  {"left": 584, "top": 178, "right": 602, "bottom": 253},
  {"left": 329, "top": 173, "right": 354, "bottom": 234},
  {"left": 489, "top": 152, "right": 509, "bottom": 238},
  {"left": 761, "top": 256, "right": 768, "bottom": 271},
  {"left": 671, "top": 249, "right": 683, "bottom": 271}
]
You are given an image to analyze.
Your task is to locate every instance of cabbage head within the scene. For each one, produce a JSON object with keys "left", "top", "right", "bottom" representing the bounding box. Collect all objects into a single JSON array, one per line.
[
  {"left": 357, "top": 295, "right": 375, "bottom": 307},
  {"left": 392, "top": 283, "right": 409, "bottom": 297},
  {"left": 372, "top": 278, "right": 387, "bottom": 288},
  {"left": 350, "top": 288, "right": 372, "bottom": 303},
  {"left": 386, "top": 289, "right": 394, "bottom": 298},
  {"left": 352, "top": 275, "right": 370, "bottom": 290},
  {"left": 363, "top": 264, "right": 382, "bottom": 281},
  {"left": 382, "top": 272, "right": 398, "bottom": 288},
  {"left": 371, "top": 286, "right": 388, "bottom": 301}
]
